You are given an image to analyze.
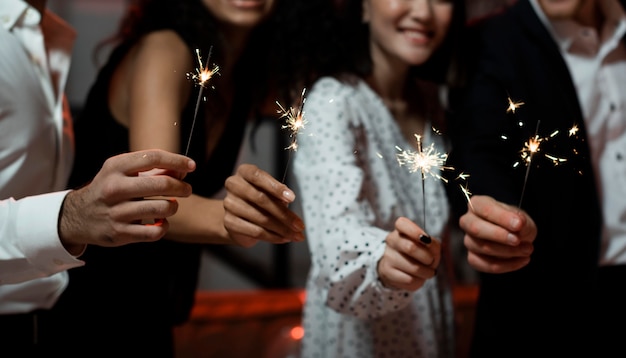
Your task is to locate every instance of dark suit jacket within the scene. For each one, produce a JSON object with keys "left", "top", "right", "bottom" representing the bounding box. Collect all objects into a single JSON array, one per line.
[{"left": 446, "top": 0, "right": 625, "bottom": 356}]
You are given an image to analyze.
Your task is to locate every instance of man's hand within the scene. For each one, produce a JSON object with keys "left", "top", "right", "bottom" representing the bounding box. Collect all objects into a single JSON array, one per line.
[
  {"left": 223, "top": 164, "right": 305, "bottom": 247},
  {"left": 459, "top": 195, "right": 537, "bottom": 274},
  {"left": 378, "top": 217, "right": 440, "bottom": 291},
  {"left": 59, "top": 149, "right": 195, "bottom": 254}
]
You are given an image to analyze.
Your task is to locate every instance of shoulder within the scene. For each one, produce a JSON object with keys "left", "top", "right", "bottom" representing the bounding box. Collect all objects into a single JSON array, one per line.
[
  {"left": 133, "top": 30, "right": 193, "bottom": 69},
  {"left": 307, "top": 75, "right": 362, "bottom": 106}
]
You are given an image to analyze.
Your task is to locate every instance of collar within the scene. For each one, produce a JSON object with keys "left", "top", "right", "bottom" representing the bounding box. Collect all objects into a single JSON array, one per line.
[
  {"left": 530, "top": 0, "right": 626, "bottom": 53},
  {"left": 0, "top": 0, "right": 41, "bottom": 31}
]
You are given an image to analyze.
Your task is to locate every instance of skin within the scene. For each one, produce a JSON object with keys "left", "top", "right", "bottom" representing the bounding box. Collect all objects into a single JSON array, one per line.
[
  {"left": 459, "top": 195, "right": 537, "bottom": 273},
  {"left": 108, "top": 0, "right": 304, "bottom": 247},
  {"left": 537, "top": 0, "right": 599, "bottom": 28},
  {"left": 23, "top": 1, "right": 197, "bottom": 255},
  {"left": 59, "top": 149, "right": 196, "bottom": 255},
  {"left": 458, "top": 0, "right": 608, "bottom": 274},
  {"left": 363, "top": 0, "right": 453, "bottom": 290}
]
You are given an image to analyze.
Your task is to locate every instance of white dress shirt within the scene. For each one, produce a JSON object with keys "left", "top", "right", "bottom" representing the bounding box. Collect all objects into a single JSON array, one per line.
[
  {"left": 293, "top": 77, "right": 454, "bottom": 358},
  {"left": 0, "top": 0, "right": 84, "bottom": 314},
  {"left": 531, "top": 0, "right": 626, "bottom": 265}
]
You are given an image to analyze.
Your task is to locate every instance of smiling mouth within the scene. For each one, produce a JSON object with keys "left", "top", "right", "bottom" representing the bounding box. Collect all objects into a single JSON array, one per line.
[
  {"left": 403, "top": 29, "right": 432, "bottom": 45},
  {"left": 230, "top": 0, "right": 266, "bottom": 9}
]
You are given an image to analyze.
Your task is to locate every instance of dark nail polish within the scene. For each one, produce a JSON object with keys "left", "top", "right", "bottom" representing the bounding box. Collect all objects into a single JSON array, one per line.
[{"left": 419, "top": 235, "right": 431, "bottom": 244}]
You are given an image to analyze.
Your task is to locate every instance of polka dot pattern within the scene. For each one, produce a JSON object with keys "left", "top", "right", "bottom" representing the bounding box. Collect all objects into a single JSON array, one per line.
[{"left": 293, "top": 77, "right": 455, "bottom": 358}]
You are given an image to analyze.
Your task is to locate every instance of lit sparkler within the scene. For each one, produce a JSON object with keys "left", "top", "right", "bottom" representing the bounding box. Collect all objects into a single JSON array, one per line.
[
  {"left": 517, "top": 120, "right": 545, "bottom": 208},
  {"left": 184, "top": 47, "right": 220, "bottom": 156},
  {"left": 276, "top": 88, "right": 308, "bottom": 182},
  {"left": 396, "top": 134, "right": 453, "bottom": 234}
]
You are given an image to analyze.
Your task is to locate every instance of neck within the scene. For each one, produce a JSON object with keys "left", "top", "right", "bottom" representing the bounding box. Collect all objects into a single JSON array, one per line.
[{"left": 575, "top": 0, "right": 603, "bottom": 31}]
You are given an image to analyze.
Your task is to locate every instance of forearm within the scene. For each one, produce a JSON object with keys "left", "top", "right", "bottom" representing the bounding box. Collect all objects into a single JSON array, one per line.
[{"left": 165, "top": 194, "right": 231, "bottom": 244}]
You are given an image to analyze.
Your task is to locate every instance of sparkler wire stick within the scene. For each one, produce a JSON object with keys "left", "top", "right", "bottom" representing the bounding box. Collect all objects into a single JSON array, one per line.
[
  {"left": 184, "top": 47, "right": 219, "bottom": 157},
  {"left": 396, "top": 134, "right": 452, "bottom": 235},
  {"left": 417, "top": 137, "right": 427, "bottom": 233},
  {"left": 519, "top": 120, "right": 541, "bottom": 208}
]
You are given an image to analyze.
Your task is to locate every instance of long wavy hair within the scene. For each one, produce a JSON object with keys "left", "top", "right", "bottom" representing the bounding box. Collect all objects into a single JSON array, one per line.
[
  {"left": 95, "top": 0, "right": 290, "bottom": 113},
  {"left": 272, "top": 0, "right": 468, "bottom": 107}
]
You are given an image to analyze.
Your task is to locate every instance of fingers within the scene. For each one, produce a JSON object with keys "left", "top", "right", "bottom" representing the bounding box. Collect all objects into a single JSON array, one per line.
[
  {"left": 467, "top": 250, "right": 531, "bottom": 274},
  {"left": 461, "top": 195, "right": 530, "bottom": 246},
  {"left": 110, "top": 197, "right": 180, "bottom": 224},
  {"left": 463, "top": 234, "right": 533, "bottom": 259},
  {"left": 100, "top": 172, "right": 193, "bottom": 204},
  {"left": 377, "top": 252, "right": 429, "bottom": 291},
  {"left": 104, "top": 219, "right": 171, "bottom": 245},
  {"left": 392, "top": 217, "right": 440, "bottom": 267},
  {"left": 223, "top": 192, "right": 304, "bottom": 243},
  {"left": 223, "top": 164, "right": 305, "bottom": 245},
  {"left": 233, "top": 164, "right": 296, "bottom": 204},
  {"left": 106, "top": 149, "right": 196, "bottom": 177},
  {"left": 222, "top": 211, "right": 279, "bottom": 247},
  {"left": 378, "top": 217, "right": 440, "bottom": 291}
]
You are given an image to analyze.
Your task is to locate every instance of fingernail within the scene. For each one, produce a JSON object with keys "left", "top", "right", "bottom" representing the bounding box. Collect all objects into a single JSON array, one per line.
[
  {"left": 507, "top": 233, "right": 519, "bottom": 245},
  {"left": 510, "top": 216, "right": 521, "bottom": 230},
  {"left": 419, "top": 235, "right": 431, "bottom": 244},
  {"left": 283, "top": 190, "right": 294, "bottom": 201}
]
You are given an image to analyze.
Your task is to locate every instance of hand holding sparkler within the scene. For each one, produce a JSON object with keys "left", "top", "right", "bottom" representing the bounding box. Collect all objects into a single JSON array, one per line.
[
  {"left": 459, "top": 195, "right": 537, "bottom": 274},
  {"left": 378, "top": 217, "right": 441, "bottom": 290},
  {"left": 224, "top": 164, "right": 305, "bottom": 246}
]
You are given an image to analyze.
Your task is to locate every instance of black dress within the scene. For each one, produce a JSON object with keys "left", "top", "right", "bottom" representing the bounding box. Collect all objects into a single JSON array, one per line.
[{"left": 40, "top": 33, "right": 248, "bottom": 356}]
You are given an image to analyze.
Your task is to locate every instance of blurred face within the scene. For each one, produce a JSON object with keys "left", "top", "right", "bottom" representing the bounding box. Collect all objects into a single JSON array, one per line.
[
  {"left": 202, "top": 0, "right": 276, "bottom": 28},
  {"left": 363, "top": 0, "right": 454, "bottom": 67}
]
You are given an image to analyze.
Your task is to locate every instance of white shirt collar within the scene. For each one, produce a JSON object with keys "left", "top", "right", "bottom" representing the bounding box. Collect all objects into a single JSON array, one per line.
[
  {"left": 0, "top": 0, "right": 42, "bottom": 31},
  {"left": 530, "top": 0, "right": 626, "bottom": 54}
]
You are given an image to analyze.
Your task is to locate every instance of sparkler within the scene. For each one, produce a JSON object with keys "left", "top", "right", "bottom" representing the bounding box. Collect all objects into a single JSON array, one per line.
[
  {"left": 184, "top": 47, "right": 220, "bottom": 156},
  {"left": 396, "top": 134, "right": 453, "bottom": 234},
  {"left": 517, "top": 120, "right": 541, "bottom": 207},
  {"left": 276, "top": 88, "right": 307, "bottom": 182}
]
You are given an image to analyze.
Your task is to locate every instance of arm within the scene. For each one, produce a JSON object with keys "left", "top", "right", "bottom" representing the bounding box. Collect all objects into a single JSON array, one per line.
[
  {"left": 123, "top": 31, "right": 303, "bottom": 246},
  {"left": 0, "top": 149, "right": 194, "bottom": 284},
  {"left": 294, "top": 79, "right": 416, "bottom": 319}
]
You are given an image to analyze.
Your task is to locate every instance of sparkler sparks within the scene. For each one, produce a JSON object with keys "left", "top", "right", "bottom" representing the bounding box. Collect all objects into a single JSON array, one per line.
[
  {"left": 184, "top": 47, "right": 220, "bottom": 157},
  {"left": 506, "top": 96, "right": 524, "bottom": 113},
  {"left": 460, "top": 182, "right": 474, "bottom": 211},
  {"left": 396, "top": 134, "right": 452, "bottom": 181},
  {"left": 396, "top": 134, "right": 453, "bottom": 233},
  {"left": 517, "top": 121, "right": 541, "bottom": 208},
  {"left": 276, "top": 88, "right": 308, "bottom": 182}
]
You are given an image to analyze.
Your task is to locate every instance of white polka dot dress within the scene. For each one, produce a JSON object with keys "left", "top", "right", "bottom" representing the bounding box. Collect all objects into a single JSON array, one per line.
[{"left": 293, "top": 77, "right": 455, "bottom": 358}]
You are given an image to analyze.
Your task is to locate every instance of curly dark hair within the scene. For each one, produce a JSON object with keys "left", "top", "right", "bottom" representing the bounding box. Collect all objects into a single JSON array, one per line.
[
  {"left": 95, "top": 0, "right": 291, "bottom": 111},
  {"left": 271, "top": 0, "right": 468, "bottom": 106}
]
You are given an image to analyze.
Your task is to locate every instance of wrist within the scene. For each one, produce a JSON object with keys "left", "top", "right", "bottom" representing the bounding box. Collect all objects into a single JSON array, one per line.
[{"left": 58, "top": 190, "right": 87, "bottom": 256}]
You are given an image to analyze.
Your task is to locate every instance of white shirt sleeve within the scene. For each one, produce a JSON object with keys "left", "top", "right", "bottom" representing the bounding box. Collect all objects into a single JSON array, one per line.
[
  {"left": 0, "top": 190, "right": 85, "bottom": 285},
  {"left": 294, "top": 78, "right": 414, "bottom": 319}
]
